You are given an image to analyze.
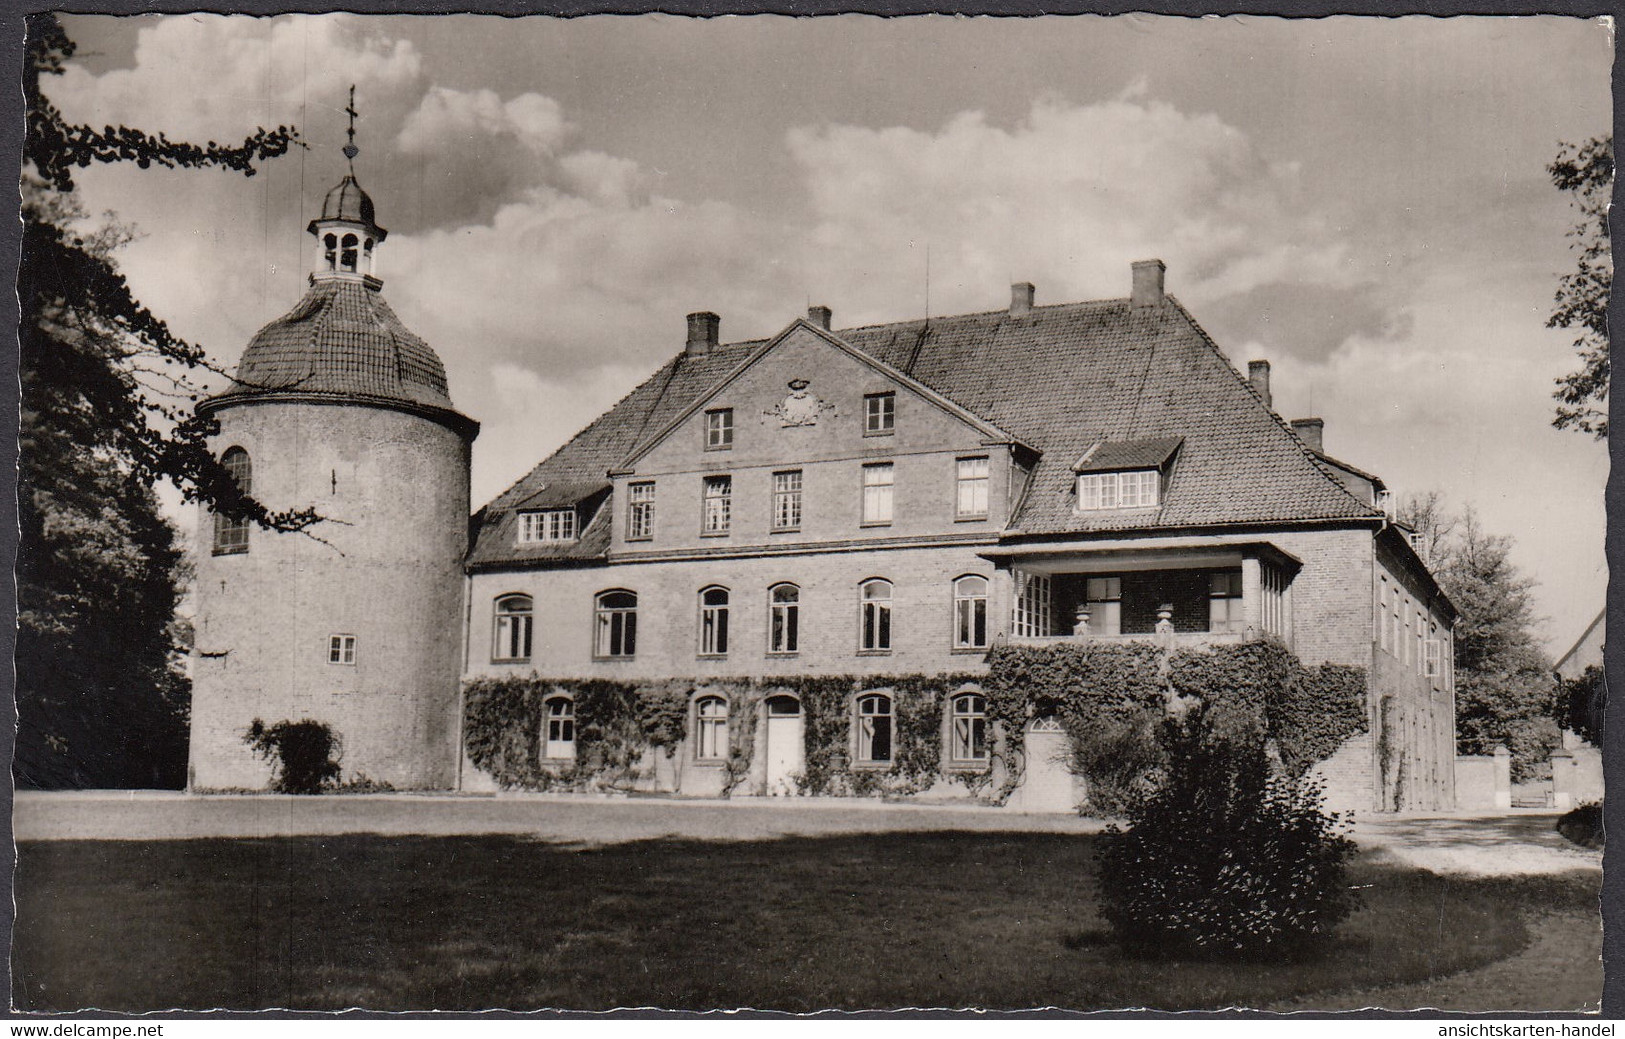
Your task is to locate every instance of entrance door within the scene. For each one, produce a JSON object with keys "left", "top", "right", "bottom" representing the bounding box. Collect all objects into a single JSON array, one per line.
[
  {"left": 763, "top": 695, "right": 804, "bottom": 796},
  {"left": 1016, "top": 714, "right": 1077, "bottom": 813}
]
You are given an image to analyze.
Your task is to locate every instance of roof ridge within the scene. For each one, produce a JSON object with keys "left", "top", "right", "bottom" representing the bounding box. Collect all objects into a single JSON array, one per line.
[{"left": 1163, "top": 296, "right": 1382, "bottom": 519}]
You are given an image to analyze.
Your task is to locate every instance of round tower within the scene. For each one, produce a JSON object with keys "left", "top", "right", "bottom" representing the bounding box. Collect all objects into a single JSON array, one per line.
[{"left": 187, "top": 151, "right": 478, "bottom": 791}]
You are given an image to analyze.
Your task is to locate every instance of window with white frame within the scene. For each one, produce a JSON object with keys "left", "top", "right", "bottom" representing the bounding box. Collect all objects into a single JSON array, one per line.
[
  {"left": 1415, "top": 610, "right": 1425, "bottom": 675},
  {"left": 862, "top": 463, "right": 894, "bottom": 525},
  {"left": 864, "top": 392, "right": 895, "bottom": 434},
  {"left": 860, "top": 579, "right": 893, "bottom": 652},
  {"left": 493, "top": 594, "right": 533, "bottom": 661},
  {"left": 702, "top": 475, "right": 732, "bottom": 534},
  {"left": 769, "top": 583, "right": 800, "bottom": 654},
  {"left": 950, "top": 692, "right": 989, "bottom": 763},
  {"left": 518, "top": 508, "right": 576, "bottom": 544},
  {"left": 328, "top": 634, "right": 356, "bottom": 665},
  {"left": 694, "top": 695, "right": 728, "bottom": 761},
  {"left": 213, "top": 447, "right": 252, "bottom": 554},
  {"left": 1378, "top": 576, "right": 1391, "bottom": 651},
  {"left": 772, "top": 470, "right": 803, "bottom": 531},
  {"left": 1013, "top": 570, "right": 1052, "bottom": 637},
  {"left": 705, "top": 408, "right": 734, "bottom": 449},
  {"left": 953, "top": 575, "right": 989, "bottom": 649},
  {"left": 1391, "top": 589, "right": 1404, "bottom": 659},
  {"left": 627, "top": 481, "right": 655, "bottom": 540},
  {"left": 956, "top": 456, "right": 990, "bottom": 519},
  {"left": 1209, "top": 572, "right": 1244, "bottom": 633},
  {"left": 1262, "top": 564, "right": 1286, "bottom": 636},
  {"left": 855, "top": 693, "right": 893, "bottom": 764},
  {"left": 1425, "top": 632, "right": 1443, "bottom": 680},
  {"left": 699, "top": 586, "right": 730, "bottom": 656},
  {"left": 542, "top": 696, "right": 575, "bottom": 759},
  {"left": 1077, "top": 469, "right": 1160, "bottom": 511},
  {"left": 1085, "top": 577, "right": 1123, "bottom": 635},
  {"left": 594, "top": 590, "right": 637, "bottom": 658}
]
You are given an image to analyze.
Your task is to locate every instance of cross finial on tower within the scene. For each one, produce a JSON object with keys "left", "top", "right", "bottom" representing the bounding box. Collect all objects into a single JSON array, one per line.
[{"left": 343, "top": 84, "right": 359, "bottom": 168}]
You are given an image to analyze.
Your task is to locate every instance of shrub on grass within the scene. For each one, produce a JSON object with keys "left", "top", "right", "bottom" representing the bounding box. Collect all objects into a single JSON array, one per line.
[
  {"left": 244, "top": 718, "right": 342, "bottom": 794},
  {"left": 1557, "top": 801, "right": 1604, "bottom": 849},
  {"left": 1097, "top": 716, "right": 1358, "bottom": 961}
]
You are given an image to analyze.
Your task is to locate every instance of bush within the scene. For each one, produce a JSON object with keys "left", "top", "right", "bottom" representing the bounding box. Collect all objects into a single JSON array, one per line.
[
  {"left": 244, "top": 718, "right": 342, "bottom": 794},
  {"left": 1096, "top": 717, "right": 1358, "bottom": 961},
  {"left": 1557, "top": 801, "right": 1604, "bottom": 849}
]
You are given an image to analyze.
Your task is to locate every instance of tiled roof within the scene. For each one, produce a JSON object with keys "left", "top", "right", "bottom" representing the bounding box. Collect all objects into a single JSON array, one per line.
[
  {"left": 469, "top": 294, "right": 1381, "bottom": 567},
  {"left": 209, "top": 278, "right": 455, "bottom": 413},
  {"left": 1073, "top": 436, "right": 1185, "bottom": 473}
]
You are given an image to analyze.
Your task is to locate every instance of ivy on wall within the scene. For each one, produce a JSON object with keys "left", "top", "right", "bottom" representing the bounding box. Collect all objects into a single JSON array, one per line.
[
  {"left": 987, "top": 640, "right": 1368, "bottom": 809},
  {"left": 463, "top": 642, "right": 1366, "bottom": 807}
]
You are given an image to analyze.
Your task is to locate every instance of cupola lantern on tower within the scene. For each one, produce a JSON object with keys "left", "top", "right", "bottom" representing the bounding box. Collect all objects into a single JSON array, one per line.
[{"left": 307, "top": 86, "right": 387, "bottom": 283}]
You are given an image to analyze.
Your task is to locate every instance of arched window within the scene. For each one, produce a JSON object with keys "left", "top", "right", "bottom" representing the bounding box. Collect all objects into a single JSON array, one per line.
[
  {"left": 855, "top": 693, "right": 893, "bottom": 764},
  {"left": 769, "top": 583, "right": 800, "bottom": 654},
  {"left": 542, "top": 696, "right": 575, "bottom": 760},
  {"left": 362, "top": 237, "right": 374, "bottom": 274},
  {"left": 699, "top": 586, "right": 730, "bottom": 656},
  {"left": 213, "top": 447, "right": 252, "bottom": 554},
  {"left": 950, "top": 692, "right": 989, "bottom": 763},
  {"left": 340, "top": 233, "right": 359, "bottom": 272},
  {"left": 953, "top": 575, "right": 989, "bottom": 649},
  {"left": 323, "top": 233, "right": 338, "bottom": 271},
  {"left": 594, "top": 590, "right": 637, "bottom": 658},
  {"left": 695, "top": 695, "right": 728, "bottom": 762},
  {"left": 493, "top": 594, "right": 533, "bottom": 662},
  {"left": 860, "top": 579, "right": 893, "bottom": 651}
]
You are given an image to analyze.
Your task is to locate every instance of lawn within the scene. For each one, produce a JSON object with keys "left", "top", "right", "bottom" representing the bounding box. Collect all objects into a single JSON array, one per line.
[{"left": 11, "top": 831, "right": 1598, "bottom": 1012}]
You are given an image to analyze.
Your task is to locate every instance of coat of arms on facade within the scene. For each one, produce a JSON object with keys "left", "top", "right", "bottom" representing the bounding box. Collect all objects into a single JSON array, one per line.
[{"left": 767, "top": 379, "right": 836, "bottom": 427}]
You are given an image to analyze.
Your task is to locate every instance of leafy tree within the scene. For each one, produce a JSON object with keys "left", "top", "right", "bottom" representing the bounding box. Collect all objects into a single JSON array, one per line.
[
  {"left": 16, "top": 14, "right": 307, "bottom": 787},
  {"left": 1400, "top": 495, "right": 1557, "bottom": 780},
  {"left": 1548, "top": 136, "right": 1611, "bottom": 439},
  {"left": 1556, "top": 663, "right": 1605, "bottom": 746}
]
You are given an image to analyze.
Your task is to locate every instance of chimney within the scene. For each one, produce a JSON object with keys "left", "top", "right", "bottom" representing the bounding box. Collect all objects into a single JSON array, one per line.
[
  {"left": 1130, "top": 259, "right": 1166, "bottom": 308},
  {"left": 1248, "top": 360, "right": 1272, "bottom": 408},
  {"left": 686, "top": 311, "right": 720, "bottom": 355},
  {"left": 807, "top": 305, "right": 832, "bottom": 330},
  {"left": 1292, "top": 417, "right": 1325, "bottom": 454},
  {"left": 1010, "top": 282, "right": 1035, "bottom": 318}
]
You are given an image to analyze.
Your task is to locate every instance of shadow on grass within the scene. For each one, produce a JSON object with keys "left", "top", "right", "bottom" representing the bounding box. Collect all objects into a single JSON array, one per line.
[{"left": 12, "top": 830, "right": 1600, "bottom": 1014}]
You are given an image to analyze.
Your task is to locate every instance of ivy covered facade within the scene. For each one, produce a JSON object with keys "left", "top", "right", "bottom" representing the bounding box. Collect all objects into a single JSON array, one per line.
[
  {"left": 189, "top": 161, "right": 1457, "bottom": 810},
  {"left": 459, "top": 264, "right": 1458, "bottom": 812}
]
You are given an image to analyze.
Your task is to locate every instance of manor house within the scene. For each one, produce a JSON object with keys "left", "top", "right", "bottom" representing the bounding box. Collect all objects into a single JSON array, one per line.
[{"left": 187, "top": 167, "right": 1457, "bottom": 812}]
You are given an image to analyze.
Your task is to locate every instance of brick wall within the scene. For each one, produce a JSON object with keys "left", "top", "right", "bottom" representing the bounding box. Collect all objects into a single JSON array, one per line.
[{"left": 189, "top": 400, "right": 470, "bottom": 790}]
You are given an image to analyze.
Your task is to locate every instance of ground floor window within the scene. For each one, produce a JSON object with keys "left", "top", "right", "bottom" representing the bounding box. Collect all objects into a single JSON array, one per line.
[
  {"left": 950, "top": 692, "right": 988, "bottom": 763},
  {"left": 855, "top": 693, "right": 893, "bottom": 764},
  {"left": 1209, "top": 571, "right": 1244, "bottom": 633},
  {"left": 695, "top": 695, "right": 728, "bottom": 761}
]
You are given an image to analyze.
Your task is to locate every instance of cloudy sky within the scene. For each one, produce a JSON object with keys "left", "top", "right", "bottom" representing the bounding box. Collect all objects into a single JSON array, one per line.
[{"left": 51, "top": 13, "right": 1610, "bottom": 653}]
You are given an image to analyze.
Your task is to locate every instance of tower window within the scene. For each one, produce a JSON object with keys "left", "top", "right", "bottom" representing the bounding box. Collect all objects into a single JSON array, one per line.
[
  {"left": 341, "top": 233, "right": 359, "bottom": 272},
  {"left": 328, "top": 634, "right": 356, "bottom": 665},
  {"left": 213, "top": 447, "right": 252, "bottom": 555},
  {"left": 323, "top": 233, "right": 338, "bottom": 271}
]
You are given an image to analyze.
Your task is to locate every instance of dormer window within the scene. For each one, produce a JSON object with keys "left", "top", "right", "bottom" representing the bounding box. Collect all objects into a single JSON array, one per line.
[
  {"left": 518, "top": 508, "right": 577, "bottom": 544},
  {"left": 1071, "top": 436, "right": 1182, "bottom": 513},
  {"left": 1077, "top": 470, "right": 1160, "bottom": 510}
]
